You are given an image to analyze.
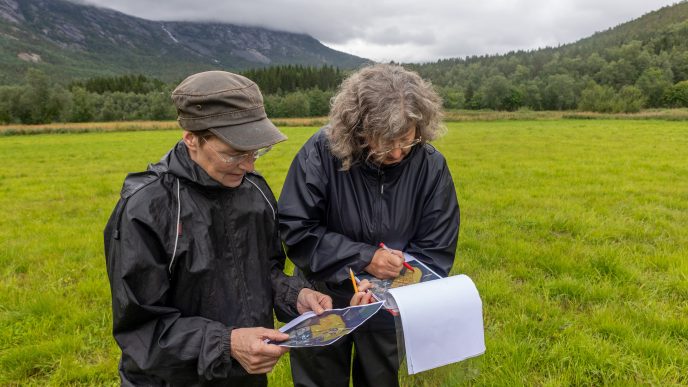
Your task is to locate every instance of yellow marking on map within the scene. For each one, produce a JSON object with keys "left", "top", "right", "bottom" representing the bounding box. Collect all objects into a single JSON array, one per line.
[
  {"left": 309, "top": 314, "right": 351, "bottom": 342},
  {"left": 391, "top": 268, "right": 423, "bottom": 287}
]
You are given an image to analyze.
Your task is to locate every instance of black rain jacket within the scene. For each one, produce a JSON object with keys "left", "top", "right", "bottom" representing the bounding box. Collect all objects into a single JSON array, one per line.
[
  {"left": 278, "top": 128, "right": 460, "bottom": 308},
  {"left": 104, "top": 141, "right": 306, "bottom": 386}
]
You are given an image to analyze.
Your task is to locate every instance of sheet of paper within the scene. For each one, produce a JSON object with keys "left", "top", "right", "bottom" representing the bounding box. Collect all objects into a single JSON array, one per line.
[
  {"left": 268, "top": 301, "right": 384, "bottom": 347},
  {"left": 388, "top": 274, "right": 485, "bottom": 374}
]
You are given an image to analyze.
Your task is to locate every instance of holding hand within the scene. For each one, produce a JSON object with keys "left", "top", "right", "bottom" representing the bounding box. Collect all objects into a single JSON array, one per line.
[
  {"left": 350, "top": 279, "right": 374, "bottom": 306},
  {"left": 230, "top": 327, "right": 289, "bottom": 374},
  {"left": 296, "top": 288, "right": 333, "bottom": 315},
  {"left": 364, "top": 247, "right": 404, "bottom": 279}
]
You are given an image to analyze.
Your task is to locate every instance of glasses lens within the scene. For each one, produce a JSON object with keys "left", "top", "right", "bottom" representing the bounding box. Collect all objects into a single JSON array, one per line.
[
  {"left": 401, "top": 138, "right": 421, "bottom": 149},
  {"left": 228, "top": 153, "right": 248, "bottom": 164},
  {"left": 253, "top": 146, "right": 272, "bottom": 160},
  {"left": 373, "top": 137, "right": 421, "bottom": 155}
]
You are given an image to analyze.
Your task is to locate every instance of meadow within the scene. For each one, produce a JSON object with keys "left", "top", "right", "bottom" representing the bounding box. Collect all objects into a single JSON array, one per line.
[{"left": 0, "top": 120, "right": 686, "bottom": 385}]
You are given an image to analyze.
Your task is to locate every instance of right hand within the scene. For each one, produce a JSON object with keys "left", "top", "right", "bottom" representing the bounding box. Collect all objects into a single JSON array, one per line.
[
  {"left": 350, "top": 279, "right": 374, "bottom": 306},
  {"left": 364, "top": 247, "right": 404, "bottom": 279},
  {"left": 230, "top": 327, "right": 289, "bottom": 374}
]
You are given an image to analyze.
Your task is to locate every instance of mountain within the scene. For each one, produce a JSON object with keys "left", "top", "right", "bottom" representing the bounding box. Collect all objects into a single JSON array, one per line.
[{"left": 0, "top": 0, "right": 369, "bottom": 84}]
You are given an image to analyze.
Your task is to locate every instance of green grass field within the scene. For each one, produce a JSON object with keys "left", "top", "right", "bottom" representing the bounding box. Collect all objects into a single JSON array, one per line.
[{"left": 0, "top": 120, "right": 686, "bottom": 385}]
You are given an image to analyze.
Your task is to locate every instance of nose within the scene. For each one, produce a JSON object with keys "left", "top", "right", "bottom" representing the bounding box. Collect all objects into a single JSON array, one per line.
[
  {"left": 238, "top": 157, "right": 255, "bottom": 171},
  {"left": 388, "top": 148, "right": 403, "bottom": 160}
]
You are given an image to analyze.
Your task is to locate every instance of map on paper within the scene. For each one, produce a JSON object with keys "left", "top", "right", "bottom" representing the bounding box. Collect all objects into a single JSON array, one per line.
[
  {"left": 356, "top": 253, "right": 442, "bottom": 311},
  {"left": 268, "top": 302, "right": 384, "bottom": 347}
]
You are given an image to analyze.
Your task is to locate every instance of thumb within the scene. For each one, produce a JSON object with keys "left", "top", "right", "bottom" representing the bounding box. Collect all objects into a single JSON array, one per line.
[
  {"left": 390, "top": 253, "right": 404, "bottom": 266},
  {"left": 261, "top": 329, "right": 289, "bottom": 342},
  {"left": 310, "top": 298, "right": 325, "bottom": 315}
]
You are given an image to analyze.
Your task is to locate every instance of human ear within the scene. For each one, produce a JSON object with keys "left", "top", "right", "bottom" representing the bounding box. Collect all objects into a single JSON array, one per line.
[{"left": 182, "top": 131, "right": 198, "bottom": 150}]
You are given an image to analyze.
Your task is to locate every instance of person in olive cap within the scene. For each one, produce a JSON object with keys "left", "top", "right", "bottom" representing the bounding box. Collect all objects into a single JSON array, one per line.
[{"left": 104, "top": 71, "right": 335, "bottom": 386}]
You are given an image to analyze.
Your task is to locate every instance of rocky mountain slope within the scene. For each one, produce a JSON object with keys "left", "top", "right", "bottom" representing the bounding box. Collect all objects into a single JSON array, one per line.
[{"left": 0, "top": 0, "right": 368, "bottom": 84}]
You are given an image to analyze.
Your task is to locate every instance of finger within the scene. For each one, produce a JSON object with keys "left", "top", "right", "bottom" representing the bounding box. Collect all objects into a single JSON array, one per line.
[
  {"left": 261, "top": 329, "right": 289, "bottom": 342},
  {"left": 310, "top": 299, "right": 325, "bottom": 315},
  {"left": 350, "top": 292, "right": 364, "bottom": 306},
  {"left": 246, "top": 358, "right": 281, "bottom": 374},
  {"left": 383, "top": 252, "right": 403, "bottom": 268},
  {"left": 259, "top": 342, "right": 291, "bottom": 358},
  {"left": 262, "top": 344, "right": 290, "bottom": 356},
  {"left": 320, "top": 294, "right": 333, "bottom": 310},
  {"left": 390, "top": 253, "right": 405, "bottom": 267},
  {"left": 358, "top": 280, "right": 373, "bottom": 292},
  {"left": 363, "top": 292, "right": 374, "bottom": 304},
  {"left": 390, "top": 249, "right": 404, "bottom": 258},
  {"left": 387, "top": 263, "right": 403, "bottom": 276}
]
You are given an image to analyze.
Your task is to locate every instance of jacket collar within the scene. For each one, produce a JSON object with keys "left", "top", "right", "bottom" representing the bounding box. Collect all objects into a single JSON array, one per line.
[
  {"left": 158, "top": 140, "right": 229, "bottom": 189},
  {"left": 358, "top": 144, "right": 420, "bottom": 180}
]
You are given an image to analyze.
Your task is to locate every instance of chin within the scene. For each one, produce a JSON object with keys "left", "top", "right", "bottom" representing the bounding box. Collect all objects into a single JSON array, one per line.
[{"left": 221, "top": 173, "right": 244, "bottom": 188}]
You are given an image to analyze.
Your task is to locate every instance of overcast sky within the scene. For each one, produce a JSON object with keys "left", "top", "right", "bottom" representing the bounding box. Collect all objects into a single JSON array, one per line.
[{"left": 76, "top": 0, "right": 679, "bottom": 63}]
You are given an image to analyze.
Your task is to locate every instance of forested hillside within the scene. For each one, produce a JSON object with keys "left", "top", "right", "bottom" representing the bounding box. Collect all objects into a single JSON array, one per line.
[{"left": 409, "top": 1, "right": 688, "bottom": 112}]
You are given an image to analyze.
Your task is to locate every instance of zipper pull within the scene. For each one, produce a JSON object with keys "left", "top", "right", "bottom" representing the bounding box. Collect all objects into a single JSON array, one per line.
[{"left": 381, "top": 184, "right": 384, "bottom": 195}]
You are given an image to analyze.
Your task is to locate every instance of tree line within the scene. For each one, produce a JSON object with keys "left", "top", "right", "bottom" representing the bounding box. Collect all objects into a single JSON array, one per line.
[
  {"left": 0, "top": 66, "right": 339, "bottom": 125},
  {"left": 3, "top": 33, "right": 688, "bottom": 126},
  {"left": 242, "top": 65, "right": 344, "bottom": 95}
]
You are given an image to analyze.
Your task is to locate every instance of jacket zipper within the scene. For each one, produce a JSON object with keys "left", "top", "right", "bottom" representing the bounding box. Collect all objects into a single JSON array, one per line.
[
  {"left": 375, "top": 170, "right": 384, "bottom": 242},
  {"left": 223, "top": 189, "right": 251, "bottom": 315}
]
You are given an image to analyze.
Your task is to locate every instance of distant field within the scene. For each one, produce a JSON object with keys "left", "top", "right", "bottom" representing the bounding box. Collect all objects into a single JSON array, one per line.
[
  {"left": 0, "top": 117, "right": 329, "bottom": 136},
  {"left": 0, "top": 120, "right": 686, "bottom": 385},
  {"left": 2, "top": 108, "right": 688, "bottom": 136}
]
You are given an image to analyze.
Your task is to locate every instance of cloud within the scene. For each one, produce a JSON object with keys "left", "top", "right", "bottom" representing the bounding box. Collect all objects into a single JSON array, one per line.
[{"left": 75, "top": 0, "right": 678, "bottom": 62}]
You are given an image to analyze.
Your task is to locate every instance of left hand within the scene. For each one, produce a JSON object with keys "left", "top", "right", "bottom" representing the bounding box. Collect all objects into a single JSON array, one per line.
[{"left": 296, "top": 288, "right": 333, "bottom": 315}]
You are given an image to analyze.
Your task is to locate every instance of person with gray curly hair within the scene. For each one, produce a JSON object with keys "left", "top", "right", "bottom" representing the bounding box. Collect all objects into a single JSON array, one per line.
[
  {"left": 278, "top": 64, "right": 460, "bottom": 387},
  {"left": 327, "top": 63, "right": 446, "bottom": 170}
]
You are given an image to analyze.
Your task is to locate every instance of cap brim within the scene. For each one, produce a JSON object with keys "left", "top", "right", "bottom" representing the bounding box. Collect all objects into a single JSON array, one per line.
[{"left": 209, "top": 118, "right": 287, "bottom": 151}]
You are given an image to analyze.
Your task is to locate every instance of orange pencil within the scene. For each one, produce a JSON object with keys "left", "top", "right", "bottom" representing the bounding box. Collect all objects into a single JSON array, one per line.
[{"left": 349, "top": 268, "right": 359, "bottom": 293}]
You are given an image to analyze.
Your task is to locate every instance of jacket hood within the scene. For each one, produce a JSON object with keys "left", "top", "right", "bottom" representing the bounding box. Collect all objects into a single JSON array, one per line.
[
  {"left": 165, "top": 141, "right": 228, "bottom": 189},
  {"left": 120, "top": 140, "right": 228, "bottom": 200}
]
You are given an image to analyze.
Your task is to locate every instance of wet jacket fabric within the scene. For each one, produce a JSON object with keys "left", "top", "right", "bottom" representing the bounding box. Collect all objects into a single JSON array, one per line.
[
  {"left": 104, "top": 141, "right": 306, "bottom": 386},
  {"left": 278, "top": 128, "right": 460, "bottom": 308}
]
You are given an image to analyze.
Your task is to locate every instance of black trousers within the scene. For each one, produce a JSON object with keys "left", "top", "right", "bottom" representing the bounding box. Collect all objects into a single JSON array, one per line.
[{"left": 290, "top": 311, "right": 400, "bottom": 387}]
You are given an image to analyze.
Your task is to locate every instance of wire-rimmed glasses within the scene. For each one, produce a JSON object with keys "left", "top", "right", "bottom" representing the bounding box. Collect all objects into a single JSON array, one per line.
[
  {"left": 369, "top": 136, "right": 422, "bottom": 157},
  {"left": 201, "top": 136, "right": 272, "bottom": 164}
]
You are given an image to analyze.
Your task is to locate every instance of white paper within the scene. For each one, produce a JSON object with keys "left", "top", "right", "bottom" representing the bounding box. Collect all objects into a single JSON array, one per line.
[{"left": 388, "top": 274, "right": 485, "bottom": 374}]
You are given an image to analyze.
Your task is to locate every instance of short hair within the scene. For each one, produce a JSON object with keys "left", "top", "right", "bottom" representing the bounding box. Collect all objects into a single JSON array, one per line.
[
  {"left": 326, "top": 64, "right": 445, "bottom": 170},
  {"left": 187, "top": 129, "right": 212, "bottom": 147}
]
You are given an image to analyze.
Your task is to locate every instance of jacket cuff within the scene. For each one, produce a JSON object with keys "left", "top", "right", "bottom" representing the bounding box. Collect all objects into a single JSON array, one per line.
[
  {"left": 352, "top": 244, "right": 378, "bottom": 273},
  {"left": 285, "top": 278, "right": 305, "bottom": 313},
  {"left": 221, "top": 327, "right": 233, "bottom": 363}
]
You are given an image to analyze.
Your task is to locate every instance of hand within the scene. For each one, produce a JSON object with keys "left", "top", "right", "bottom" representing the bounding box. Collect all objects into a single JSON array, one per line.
[
  {"left": 364, "top": 247, "right": 404, "bottom": 279},
  {"left": 296, "top": 288, "right": 333, "bottom": 315},
  {"left": 230, "top": 327, "right": 289, "bottom": 374},
  {"left": 350, "top": 279, "right": 374, "bottom": 306}
]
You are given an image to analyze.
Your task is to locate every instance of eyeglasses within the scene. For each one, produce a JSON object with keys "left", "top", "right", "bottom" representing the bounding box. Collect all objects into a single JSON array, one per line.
[
  {"left": 369, "top": 136, "right": 422, "bottom": 156},
  {"left": 201, "top": 136, "right": 272, "bottom": 164}
]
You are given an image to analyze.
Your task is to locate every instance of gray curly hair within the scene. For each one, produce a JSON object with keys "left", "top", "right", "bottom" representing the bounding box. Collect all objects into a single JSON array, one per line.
[{"left": 325, "top": 63, "right": 445, "bottom": 170}]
